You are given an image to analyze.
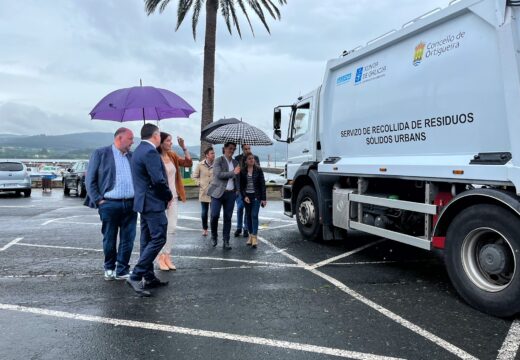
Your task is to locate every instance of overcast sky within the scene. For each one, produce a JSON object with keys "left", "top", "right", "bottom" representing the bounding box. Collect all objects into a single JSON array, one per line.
[{"left": 0, "top": 0, "right": 447, "bottom": 146}]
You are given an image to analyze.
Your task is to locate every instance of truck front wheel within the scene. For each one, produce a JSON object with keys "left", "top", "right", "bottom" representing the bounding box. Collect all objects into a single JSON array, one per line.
[
  {"left": 445, "top": 204, "right": 520, "bottom": 317},
  {"left": 295, "top": 185, "right": 322, "bottom": 241}
]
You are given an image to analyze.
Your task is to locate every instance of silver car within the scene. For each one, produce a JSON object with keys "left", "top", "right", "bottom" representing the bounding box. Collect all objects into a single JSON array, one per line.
[{"left": 0, "top": 161, "right": 32, "bottom": 197}]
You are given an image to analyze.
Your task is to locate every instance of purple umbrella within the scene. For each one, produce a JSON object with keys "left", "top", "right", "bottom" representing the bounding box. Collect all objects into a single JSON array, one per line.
[{"left": 89, "top": 86, "right": 195, "bottom": 122}]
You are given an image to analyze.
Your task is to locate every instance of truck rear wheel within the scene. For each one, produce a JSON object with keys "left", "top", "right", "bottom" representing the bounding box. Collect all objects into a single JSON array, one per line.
[
  {"left": 295, "top": 185, "right": 322, "bottom": 241},
  {"left": 445, "top": 204, "right": 520, "bottom": 317}
]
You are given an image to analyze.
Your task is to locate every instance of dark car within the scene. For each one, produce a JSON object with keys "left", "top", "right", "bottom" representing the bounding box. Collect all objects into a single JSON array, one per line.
[{"left": 63, "top": 160, "right": 88, "bottom": 198}]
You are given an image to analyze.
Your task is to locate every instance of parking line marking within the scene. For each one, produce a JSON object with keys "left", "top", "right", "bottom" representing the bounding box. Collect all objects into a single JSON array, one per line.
[
  {"left": 307, "top": 239, "right": 386, "bottom": 270},
  {"left": 41, "top": 215, "right": 86, "bottom": 226},
  {"left": 13, "top": 243, "right": 300, "bottom": 268},
  {"left": 175, "top": 255, "right": 302, "bottom": 268},
  {"left": 0, "top": 205, "right": 35, "bottom": 208},
  {"left": 497, "top": 320, "right": 520, "bottom": 360},
  {"left": 0, "top": 303, "right": 404, "bottom": 360},
  {"left": 257, "top": 236, "right": 478, "bottom": 360},
  {"left": 0, "top": 237, "right": 23, "bottom": 252},
  {"left": 261, "top": 223, "right": 298, "bottom": 230},
  {"left": 16, "top": 243, "right": 103, "bottom": 252}
]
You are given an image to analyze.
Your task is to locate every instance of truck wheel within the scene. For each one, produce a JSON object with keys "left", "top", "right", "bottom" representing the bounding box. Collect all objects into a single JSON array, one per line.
[
  {"left": 445, "top": 204, "right": 520, "bottom": 317},
  {"left": 23, "top": 189, "right": 31, "bottom": 197},
  {"left": 64, "top": 184, "right": 70, "bottom": 196},
  {"left": 295, "top": 185, "right": 322, "bottom": 241}
]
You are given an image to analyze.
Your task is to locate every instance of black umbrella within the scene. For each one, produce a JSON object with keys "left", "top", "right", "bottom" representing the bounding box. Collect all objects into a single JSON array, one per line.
[
  {"left": 205, "top": 122, "right": 273, "bottom": 146},
  {"left": 200, "top": 117, "right": 241, "bottom": 141}
]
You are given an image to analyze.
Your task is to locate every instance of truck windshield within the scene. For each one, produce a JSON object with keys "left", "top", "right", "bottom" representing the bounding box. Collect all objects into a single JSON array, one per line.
[{"left": 291, "top": 103, "right": 310, "bottom": 140}]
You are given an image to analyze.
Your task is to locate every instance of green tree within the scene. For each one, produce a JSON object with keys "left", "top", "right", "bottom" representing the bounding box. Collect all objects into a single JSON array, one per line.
[{"left": 145, "top": 0, "right": 287, "bottom": 157}]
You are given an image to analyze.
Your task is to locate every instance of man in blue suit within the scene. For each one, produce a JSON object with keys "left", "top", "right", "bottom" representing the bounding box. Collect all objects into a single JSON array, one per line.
[
  {"left": 127, "top": 123, "right": 173, "bottom": 297},
  {"left": 85, "top": 127, "right": 137, "bottom": 281}
]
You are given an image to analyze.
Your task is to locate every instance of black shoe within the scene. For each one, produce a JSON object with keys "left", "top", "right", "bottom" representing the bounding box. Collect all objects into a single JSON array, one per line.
[
  {"left": 144, "top": 277, "right": 169, "bottom": 289},
  {"left": 212, "top": 237, "right": 218, "bottom": 247},
  {"left": 243, "top": 230, "right": 249, "bottom": 238},
  {"left": 223, "top": 241, "right": 232, "bottom": 250},
  {"left": 234, "top": 229, "right": 242, "bottom": 237},
  {"left": 126, "top": 278, "right": 151, "bottom": 297}
]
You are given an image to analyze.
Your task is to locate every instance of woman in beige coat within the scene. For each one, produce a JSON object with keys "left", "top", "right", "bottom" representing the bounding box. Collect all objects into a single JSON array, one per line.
[{"left": 192, "top": 147, "right": 215, "bottom": 236}]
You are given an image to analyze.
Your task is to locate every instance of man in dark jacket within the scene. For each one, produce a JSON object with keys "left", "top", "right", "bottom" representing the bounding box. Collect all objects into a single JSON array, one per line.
[
  {"left": 234, "top": 144, "right": 260, "bottom": 238},
  {"left": 85, "top": 127, "right": 136, "bottom": 281},
  {"left": 126, "top": 123, "right": 173, "bottom": 297}
]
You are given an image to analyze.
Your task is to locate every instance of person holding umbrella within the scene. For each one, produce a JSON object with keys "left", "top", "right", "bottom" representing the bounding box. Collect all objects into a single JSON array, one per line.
[
  {"left": 157, "top": 131, "right": 192, "bottom": 271},
  {"left": 207, "top": 142, "right": 240, "bottom": 250},
  {"left": 240, "top": 153, "right": 267, "bottom": 248}
]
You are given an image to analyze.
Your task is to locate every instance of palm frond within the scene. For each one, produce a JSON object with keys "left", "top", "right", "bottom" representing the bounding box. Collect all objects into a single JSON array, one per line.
[
  {"left": 191, "top": 0, "right": 205, "bottom": 40},
  {"left": 228, "top": 2, "right": 243, "bottom": 38},
  {"left": 265, "top": 0, "right": 282, "bottom": 19},
  {"left": 146, "top": 0, "right": 287, "bottom": 40},
  {"left": 160, "top": 0, "right": 173, "bottom": 12},
  {"left": 258, "top": 0, "right": 276, "bottom": 20},
  {"left": 247, "top": 0, "right": 270, "bottom": 34},
  {"left": 236, "top": 0, "right": 255, "bottom": 36},
  {"left": 144, "top": 0, "right": 163, "bottom": 15},
  {"left": 220, "top": 0, "right": 233, "bottom": 36},
  {"left": 176, "top": 0, "right": 194, "bottom": 31}
]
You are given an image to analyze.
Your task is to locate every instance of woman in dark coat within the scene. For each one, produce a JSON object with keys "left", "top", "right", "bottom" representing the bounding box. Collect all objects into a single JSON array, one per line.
[{"left": 239, "top": 153, "right": 267, "bottom": 248}]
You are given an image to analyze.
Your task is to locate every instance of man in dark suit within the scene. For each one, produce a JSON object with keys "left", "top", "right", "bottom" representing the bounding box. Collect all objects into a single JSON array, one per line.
[
  {"left": 207, "top": 142, "right": 240, "bottom": 250},
  {"left": 233, "top": 144, "right": 260, "bottom": 238},
  {"left": 126, "top": 123, "right": 173, "bottom": 297},
  {"left": 85, "top": 127, "right": 137, "bottom": 281}
]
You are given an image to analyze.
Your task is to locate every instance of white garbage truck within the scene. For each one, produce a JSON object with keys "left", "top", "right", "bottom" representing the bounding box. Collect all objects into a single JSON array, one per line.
[{"left": 273, "top": 0, "right": 520, "bottom": 317}]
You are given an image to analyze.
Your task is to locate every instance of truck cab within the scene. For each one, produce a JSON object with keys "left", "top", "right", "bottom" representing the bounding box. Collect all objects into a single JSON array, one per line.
[{"left": 274, "top": 89, "right": 321, "bottom": 181}]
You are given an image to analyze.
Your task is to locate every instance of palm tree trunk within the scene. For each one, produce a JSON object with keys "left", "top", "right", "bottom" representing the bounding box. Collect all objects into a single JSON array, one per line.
[{"left": 200, "top": 0, "right": 218, "bottom": 159}]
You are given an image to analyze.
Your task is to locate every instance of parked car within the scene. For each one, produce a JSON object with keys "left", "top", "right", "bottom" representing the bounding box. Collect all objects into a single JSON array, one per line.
[
  {"left": 63, "top": 161, "right": 88, "bottom": 198},
  {"left": 38, "top": 165, "right": 59, "bottom": 179},
  {"left": 0, "top": 161, "right": 32, "bottom": 197},
  {"left": 265, "top": 171, "right": 286, "bottom": 185}
]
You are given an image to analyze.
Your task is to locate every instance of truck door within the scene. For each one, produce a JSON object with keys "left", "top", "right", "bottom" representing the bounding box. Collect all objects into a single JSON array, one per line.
[{"left": 287, "top": 101, "right": 312, "bottom": 180}]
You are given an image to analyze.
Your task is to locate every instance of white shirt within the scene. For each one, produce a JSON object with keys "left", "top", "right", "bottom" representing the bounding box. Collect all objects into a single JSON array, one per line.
[{"left": 225, "top": 157, "right": 235, "bottom": 190}]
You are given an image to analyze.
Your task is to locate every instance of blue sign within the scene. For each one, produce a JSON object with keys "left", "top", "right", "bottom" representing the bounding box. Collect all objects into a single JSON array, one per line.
[
  {"left": 355, "top": 67, "right": 363, "bottom": 83},
  {"left": 336, "top": 73, "right": 352, "bottom": 85}
]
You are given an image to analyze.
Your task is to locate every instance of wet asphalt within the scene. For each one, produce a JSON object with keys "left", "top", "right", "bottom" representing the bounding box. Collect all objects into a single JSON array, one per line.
[{"left": 0, "top": 189, "right": 518, "bottom": 360}]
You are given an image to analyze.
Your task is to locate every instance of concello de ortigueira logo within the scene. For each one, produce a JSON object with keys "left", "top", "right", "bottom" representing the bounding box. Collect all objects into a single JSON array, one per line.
[{"left": 413, "top": 42, "right": 425, "bottom": 66}]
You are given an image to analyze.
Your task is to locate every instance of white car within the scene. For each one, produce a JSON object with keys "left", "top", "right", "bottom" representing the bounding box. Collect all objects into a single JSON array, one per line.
[
  {"left": 0, "top": 161, "right": 32, "bottom": 197},
  {"left": 265, "top": 171, "right": 286, "bottom": 185}
]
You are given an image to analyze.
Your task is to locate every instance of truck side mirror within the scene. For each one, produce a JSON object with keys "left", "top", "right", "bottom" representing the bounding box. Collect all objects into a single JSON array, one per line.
[
  {"left": 273, "top": 108, "right": 282, "bottom": 130},
  {"left": 273, "top": 129, "right": 282, "bottom": 141}
]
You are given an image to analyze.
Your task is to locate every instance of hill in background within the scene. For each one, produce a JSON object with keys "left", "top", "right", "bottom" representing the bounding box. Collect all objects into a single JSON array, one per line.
[{"left": 0, "top": 132, "right": 286, "bottom": 162}]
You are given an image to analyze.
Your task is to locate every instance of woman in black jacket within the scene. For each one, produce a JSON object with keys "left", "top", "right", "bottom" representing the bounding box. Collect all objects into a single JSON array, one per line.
[{"left": 239, "top": 153, "right": 267, "bottom": 248}]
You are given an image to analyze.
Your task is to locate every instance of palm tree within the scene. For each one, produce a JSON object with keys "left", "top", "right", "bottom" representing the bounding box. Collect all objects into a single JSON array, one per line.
[{"left": 145, "top": 0, "right": 287, "bottom": 157}]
